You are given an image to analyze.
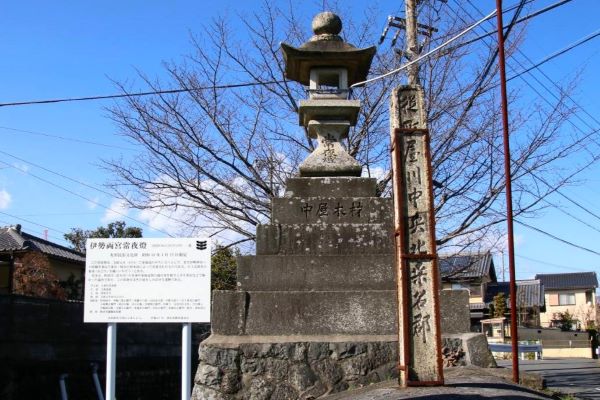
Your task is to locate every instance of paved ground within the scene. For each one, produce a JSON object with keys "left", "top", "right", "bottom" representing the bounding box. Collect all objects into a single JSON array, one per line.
[
  {"left": 498, "top": 358, "right": 600, "bottom": 400},
  {"left": 322, "top": 366, "right": 552, "bottom": 399}
]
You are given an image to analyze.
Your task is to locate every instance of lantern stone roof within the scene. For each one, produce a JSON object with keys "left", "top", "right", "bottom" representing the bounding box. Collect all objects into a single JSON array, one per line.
[{"left": 281, "top": 12, "right": 376, "bottom": 86}]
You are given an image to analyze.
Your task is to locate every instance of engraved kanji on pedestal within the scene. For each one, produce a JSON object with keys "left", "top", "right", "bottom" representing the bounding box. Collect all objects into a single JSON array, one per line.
[{"left": 391, "top": 85, "right": 444, "bottom": 386}]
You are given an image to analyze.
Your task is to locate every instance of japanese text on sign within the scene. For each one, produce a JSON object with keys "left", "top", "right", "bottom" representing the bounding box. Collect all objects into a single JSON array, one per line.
[{"left": 84, "top": 238, "right": 211, "bottom": 323}]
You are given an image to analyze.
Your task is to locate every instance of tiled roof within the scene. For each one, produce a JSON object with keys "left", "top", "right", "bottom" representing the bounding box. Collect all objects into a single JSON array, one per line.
[
  {"left": 534, "top": 272, "right": 598, "bottom": 290},
  {"left": 0, "top": 226, "right": 85, "bottom": 264},
  {"left": 439, "top": 252, "right": 496, "bottom": 281},
  {"left": 484, "top": 279, "right": 544, "bottom": 308}
]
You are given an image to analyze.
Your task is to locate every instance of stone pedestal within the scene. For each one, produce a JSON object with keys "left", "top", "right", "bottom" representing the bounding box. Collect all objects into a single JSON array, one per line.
[{"left": 193, "top": 177, "right": 399, "bottom": 399}]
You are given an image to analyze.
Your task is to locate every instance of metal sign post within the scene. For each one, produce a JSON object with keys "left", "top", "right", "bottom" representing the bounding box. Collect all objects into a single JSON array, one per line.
[
  {"left": 84, "top": 238, "right": 211, "bottom": 400},
  {"left": 182, "top": 323, "right": 192, "bottom": 400},
  {"left": 106, "top": 323, "right": 117, "bottom": 400}
]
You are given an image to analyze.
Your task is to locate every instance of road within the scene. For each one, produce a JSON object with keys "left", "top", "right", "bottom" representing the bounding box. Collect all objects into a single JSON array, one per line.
[{"left": 498, "top": 358, "right": 600, "bottom": 399}]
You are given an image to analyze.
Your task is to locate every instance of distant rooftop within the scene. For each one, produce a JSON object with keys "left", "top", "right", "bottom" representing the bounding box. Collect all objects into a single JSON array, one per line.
[
  {"left": 535, "top": 272, "right": 598, "bottom": 291},
  {"left": 439, "top": 252, "right": 496, "bottom": 282},
  {"left": 484, "top": 279, "right": 544, "bottom": 308},
  {"left": 0, "top": 225, "right": 85, "bottom": 264}
]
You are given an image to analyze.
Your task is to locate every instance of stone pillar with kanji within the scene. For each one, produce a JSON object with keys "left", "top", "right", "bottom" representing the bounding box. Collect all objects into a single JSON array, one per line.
[{"left": 390, "top": 85, "right": 444, "bottom": 386}]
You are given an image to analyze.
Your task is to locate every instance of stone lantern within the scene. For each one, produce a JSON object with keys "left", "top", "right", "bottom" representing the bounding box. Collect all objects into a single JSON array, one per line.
[{"left": 281, "top": 12, "right": 376, "bottom": 177}]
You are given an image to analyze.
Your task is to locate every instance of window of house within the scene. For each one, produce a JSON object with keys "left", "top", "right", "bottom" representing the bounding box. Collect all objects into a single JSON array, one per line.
[
  {"left": 558, "top": 293, "right": 576, "bottom": 305},
  {"left": 586, "top": 291, "right": 593, "bottom": 304},
  {"left": 451, "top": 283, "right": 467, "bottom": 290},
  {"left": 470, "top": 285, "right": 482, "bottom": 296}
]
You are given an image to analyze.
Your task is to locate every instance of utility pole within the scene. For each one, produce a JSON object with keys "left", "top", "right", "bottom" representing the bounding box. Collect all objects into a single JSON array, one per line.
[
  {"left": 405, "top": 0, "right": 420, "bottom": 84},
  {"left": 494, "top": 0, "right": 519, "bottom": 384}
]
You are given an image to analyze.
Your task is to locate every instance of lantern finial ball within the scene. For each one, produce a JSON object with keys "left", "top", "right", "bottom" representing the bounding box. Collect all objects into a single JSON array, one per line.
[{"left": 312, "top": 12, "right": 342, "bottom": 35}]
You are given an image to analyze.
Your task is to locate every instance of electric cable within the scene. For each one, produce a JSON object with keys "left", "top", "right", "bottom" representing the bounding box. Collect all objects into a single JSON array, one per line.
[
  {"left": 515, "top": 219, "right": 600, "bottom": 257},
  {"left": 0, "top": 126, "right": 135, "bottom": 151},
  {"left": 0, "top": 80, "right": 285, "bottom": 108},
  {"left": 0, "top": 160, "right": 174, "bottom": 237}
]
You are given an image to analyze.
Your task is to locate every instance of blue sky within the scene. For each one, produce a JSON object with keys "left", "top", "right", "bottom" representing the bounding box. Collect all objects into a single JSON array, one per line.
[{"left": 0, "top": 0, "right": 599, "bottom": 281}]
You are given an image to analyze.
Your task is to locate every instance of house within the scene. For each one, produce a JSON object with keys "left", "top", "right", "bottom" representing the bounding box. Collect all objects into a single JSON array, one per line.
[
  {"left": 0, "top": 224, "right": 85, "bottom": 298},
  {"left": 535, "top": 272, "right": 598, "bottom": 330},
  {"left": 440, "top": 252, "right": 545, "bottom": 331},
  {"left": 484, "top": 279, "right": 545, "bottom": 328}
]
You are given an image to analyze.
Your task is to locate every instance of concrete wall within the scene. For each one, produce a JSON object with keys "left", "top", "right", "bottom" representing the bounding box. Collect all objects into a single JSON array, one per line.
[
  {"left": 0, "top": 295, "right": 210, "bottom": 400},
  {"left": 519, "top": 327, "right": 593, "bottom": 359},
  {"left": 540, "top": 290, "right": 596, "bottom": 329},
  {"left": 50, "top": 258, "right": 84, "bottom": 281}
]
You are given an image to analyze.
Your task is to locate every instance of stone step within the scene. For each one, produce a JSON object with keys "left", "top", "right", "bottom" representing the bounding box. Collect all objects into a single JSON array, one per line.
[
  {"left": 271, "top": 197, "right": 392, "bottom": 225},
  {"left": 256, "top": 223, "right": 394, "bottom": 255},
  {"left": 237, "top": 255, "right": 395, "bottom": 291},
  {"left": 210, "top": 290, "right": 466, "bottom": 337},
  {"left": 284, "top": 177, "right": 377, "bottom": 198},
  {"left": 211, "top": 290, "right": 397, "bottom": 336}
]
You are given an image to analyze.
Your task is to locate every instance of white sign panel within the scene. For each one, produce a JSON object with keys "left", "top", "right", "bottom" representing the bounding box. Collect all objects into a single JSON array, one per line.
[{"left": 84, "top": 238, "right": 211, "bottom": 323}]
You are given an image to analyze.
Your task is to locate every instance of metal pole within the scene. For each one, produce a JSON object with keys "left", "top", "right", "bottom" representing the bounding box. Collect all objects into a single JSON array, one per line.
[
  {"left": 91, "top": 363, "right": 105, "bottom": 400},
  {"left": 391, "top": 129, "right": 410, "bottom": 387},
  {"left": 59, "top": 373, "right": 68, "bottom": 400},
  {"left": 405, "top": 0, "right": 419, "bottom": 84},
  {"left": 106, "top": 323, "right": 117, "bottom": 400},
  {"left": 494, "top": 0, "right": 519, "bottom": 384},
  {"left": 182, "top": 323, "right": 192, "bottom": 400}
]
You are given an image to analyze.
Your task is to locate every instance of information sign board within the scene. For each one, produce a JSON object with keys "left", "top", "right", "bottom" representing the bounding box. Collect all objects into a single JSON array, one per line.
[{"left": 84, "top": 238, "right": 211, "bottom": 323}]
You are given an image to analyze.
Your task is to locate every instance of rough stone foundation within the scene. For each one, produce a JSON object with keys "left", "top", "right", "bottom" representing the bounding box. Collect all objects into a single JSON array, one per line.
[
  {"left": 193, "top": 337, "right": 397, "bottom": 400},
  {"left": 192, "top": 333, "right": 494, "bottom": 399}
]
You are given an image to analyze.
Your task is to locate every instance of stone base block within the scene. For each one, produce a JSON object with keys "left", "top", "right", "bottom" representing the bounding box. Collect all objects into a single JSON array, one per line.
[
  {"left": 442, "top": 333, "right": 497, "bottom": 368},
  {"left": 284, "top": 178, "right": 377, "bottom": 198},
  {"left": 256, "top": 223, "right": 393, "bottom": 255},
  {"left": 439, "top": 290, "right": 471, "bottom": 334},
  {"left": 192, "top": 335, "right": 398, "bottom": 400},
  {"left": 271, "top": 197, "right": 391, "bottom": 225},
  {"left": 211, "top": 290, "right": 397, "bottom": 336},
  {"left": 237, "top": 255, "right": 395, "bottom": 291}
]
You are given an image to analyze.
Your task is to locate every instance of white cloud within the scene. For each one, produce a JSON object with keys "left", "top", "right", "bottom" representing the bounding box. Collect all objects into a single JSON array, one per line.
[
  {"left": 86, "top": 197, "right": 99, "bottom": 210},
  {"left": 133, "top": 174, "right": 254, "bottom": 251},
  {"left": 362, "top": 166, "right": 387, "bottom": 181},
  {"left": 101, "top": 198, "right": 130, "bottom": 223},
  {"left": 440, "top": 228, "right": 525, "bottom": 256},
  {"left": 0, "top": 189, "right": 11, "bottom": 209}
]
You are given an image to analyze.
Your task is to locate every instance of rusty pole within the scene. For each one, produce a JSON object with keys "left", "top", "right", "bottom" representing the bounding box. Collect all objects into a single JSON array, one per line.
[{"left": 495, "top": 0, "right": 519, "bottom": 383}]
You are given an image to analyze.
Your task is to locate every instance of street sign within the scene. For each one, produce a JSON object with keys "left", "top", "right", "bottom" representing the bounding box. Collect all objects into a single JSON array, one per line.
[{"left": 84, "top": 238, "right": 211, "bottom": 323}]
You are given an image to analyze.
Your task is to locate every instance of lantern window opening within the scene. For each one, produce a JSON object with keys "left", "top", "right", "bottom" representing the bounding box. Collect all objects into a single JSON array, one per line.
[{"left": 308, "top": 67, "right": 349, "bottom": 100}]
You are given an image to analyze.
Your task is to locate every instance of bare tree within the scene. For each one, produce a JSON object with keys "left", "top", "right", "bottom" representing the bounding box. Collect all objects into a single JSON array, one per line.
[{"left": 104, "top": 1, "right": 599, "bottom": 252}]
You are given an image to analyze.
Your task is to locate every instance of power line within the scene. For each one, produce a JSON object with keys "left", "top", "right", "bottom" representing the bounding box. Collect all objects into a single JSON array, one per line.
[
  {"left": 0, "top": 152, "right": 249, "bottom": 244},
  {"left": 541, "top": 198, "right": 600, "bottom": 235},
  {"left": 0, "top": 126, "right": 135, "bottom": 151},
  {"left": 0, "top": 80, "right": 284, "bottom": 108},
  {"left": 0, "top": 149, "right": 230, "bottom": 232},
  {"left": 516, "top": 254, "right": 589, "bottom": 272},
  {"left": 0, "top": 159, "right": 174, "bottom": 237},
  {"left": 0, "top": 210, "right": 67, "bottom": 235},
  {"left": 0, "top": 1, "right": 573, "bottom": 108},
  {"left": 351, "top": 7, "right": 498, "bottom": 88},
  {"left": 506, "top": 30, "right": 600, "bottom": 84},
  {"left": 449, "top": 2, "right": 600, "bottom": 236},
  {"left": 11, "top": 212, "right": 104, "bottom": 217},
  {"left": 462, "top": 2, "right": 600, "bottom": 233},
  {"left": 465, "top": 1, "right": 600, "bottom": 133},
  {"left": 516, "top": 219, "right": 600, "bottom": 257},
  {"left": 457, "top": 0, "right": 575, "bottom": 50}
]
